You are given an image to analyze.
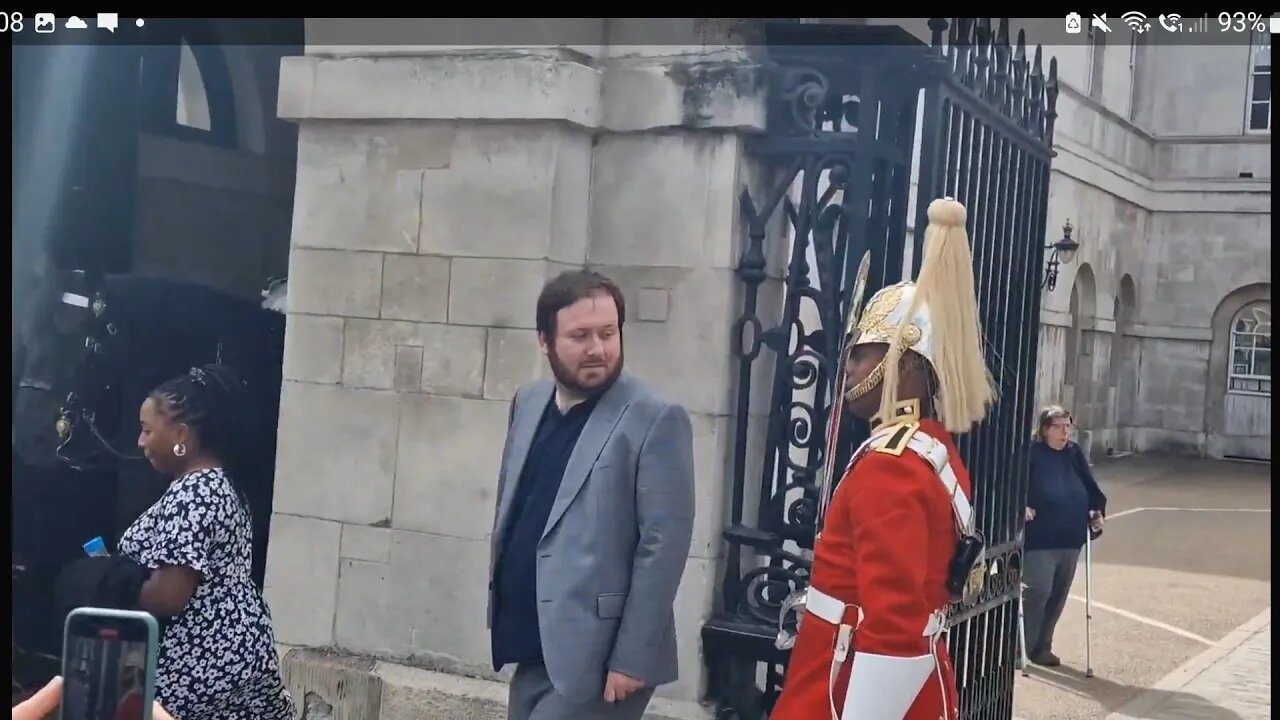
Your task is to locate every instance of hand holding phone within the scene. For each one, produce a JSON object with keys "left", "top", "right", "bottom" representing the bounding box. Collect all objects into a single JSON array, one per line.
[
  {"left": 58, "top": 608, "right": 160, "bottom": 720},
  {"left": 11, "top": 677, "right": 176, "bottom": 720}
]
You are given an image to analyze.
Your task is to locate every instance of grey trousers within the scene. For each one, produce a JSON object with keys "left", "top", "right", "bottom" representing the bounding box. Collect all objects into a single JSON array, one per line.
[
  {"left": 1022, "top": 547, "right": 1081, "bottom": 657},
  {"left": 508, "top": 663, "right": 656, "bottom": 720}
]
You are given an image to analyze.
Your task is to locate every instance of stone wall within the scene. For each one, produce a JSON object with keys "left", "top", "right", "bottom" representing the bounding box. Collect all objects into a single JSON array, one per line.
[
  {"left": 1029, "top": 39, "right": 1271, "bottom": 461},
  {"left": 264, "top": 23, "right": 782, "bottom": 716}
]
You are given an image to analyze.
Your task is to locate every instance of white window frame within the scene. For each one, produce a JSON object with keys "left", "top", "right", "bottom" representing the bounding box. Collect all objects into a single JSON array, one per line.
[
  {"left": 1087, "top": 25, "right": 1106, "bottom": 102},
  {"left": 1245, "top": 29, "right": 1271, "bottom": 134},
  {"left": 1227, "top": 301, "right": 1271, "bottom": 397}
]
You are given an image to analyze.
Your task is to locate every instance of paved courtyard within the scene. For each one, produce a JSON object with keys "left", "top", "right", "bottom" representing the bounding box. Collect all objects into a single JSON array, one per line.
[{"left": 1012, "top": 455, "right": 1271, "bottom": 720}]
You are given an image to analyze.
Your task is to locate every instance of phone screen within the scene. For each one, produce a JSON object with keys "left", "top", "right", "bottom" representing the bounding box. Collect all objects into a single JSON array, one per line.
[{"left": 61, "top": 617, "right": 152, "bottom": 720}]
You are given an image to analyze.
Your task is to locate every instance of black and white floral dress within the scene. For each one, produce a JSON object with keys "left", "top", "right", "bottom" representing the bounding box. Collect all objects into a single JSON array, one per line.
[{"left": 118, "top": 467, "right": 294, "bottom": 720}]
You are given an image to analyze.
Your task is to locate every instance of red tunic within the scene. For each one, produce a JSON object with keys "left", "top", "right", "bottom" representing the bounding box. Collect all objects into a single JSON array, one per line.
[{"left": 771, "top": 418, "right": 971, "bottom": 720}]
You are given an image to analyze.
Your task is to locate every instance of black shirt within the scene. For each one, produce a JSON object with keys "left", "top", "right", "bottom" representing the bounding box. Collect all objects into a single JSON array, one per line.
[{"left": 491, "top": 392, "right": 598, "bottom": 669}]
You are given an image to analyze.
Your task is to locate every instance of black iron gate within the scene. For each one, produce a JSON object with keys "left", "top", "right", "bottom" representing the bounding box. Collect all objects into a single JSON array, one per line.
[{"left": 701, "top": 18, "right": 1060, "bottom": 720}]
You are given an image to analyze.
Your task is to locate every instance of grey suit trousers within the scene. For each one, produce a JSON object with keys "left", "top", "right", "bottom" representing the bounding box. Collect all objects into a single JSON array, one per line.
[{"left": 509, "top": 663, "right": 655, "bottom": 720}]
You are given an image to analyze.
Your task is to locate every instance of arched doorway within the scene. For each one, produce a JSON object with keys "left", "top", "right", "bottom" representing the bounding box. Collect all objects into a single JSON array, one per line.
[
  {"left": 10, "top": 21, "right": 306, "bottom": 693},
  {"left": 1065, "top": 264, "right": 1097, "bottom": 455},
  {"left": 1108, "top": 274, "right": 1138, "bottom": 454},
  {"left": 1207, "top": 284, "right": 1271, "bottom": 460}
]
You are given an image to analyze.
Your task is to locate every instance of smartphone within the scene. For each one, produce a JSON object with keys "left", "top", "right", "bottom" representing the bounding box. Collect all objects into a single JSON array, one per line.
[{"left": 60, "top": 607, "right": 160, "bottom": 720}]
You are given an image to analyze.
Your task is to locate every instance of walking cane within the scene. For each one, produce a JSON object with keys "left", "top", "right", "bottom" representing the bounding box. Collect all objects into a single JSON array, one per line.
[
  {"left": 1084, "top": 522, "right": 1095, "bottom": 678},
  {"left": 1018, "top": 580, "right": 1030, "bottom": 677}
]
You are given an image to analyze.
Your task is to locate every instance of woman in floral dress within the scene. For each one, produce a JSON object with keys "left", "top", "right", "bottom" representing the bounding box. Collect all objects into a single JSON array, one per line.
[{"left": 118, "top": 364, "right": 293, "bottom": 720}]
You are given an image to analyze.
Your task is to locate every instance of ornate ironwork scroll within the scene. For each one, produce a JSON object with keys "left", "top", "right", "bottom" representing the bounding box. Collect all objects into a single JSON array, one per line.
[{"left": 700, "top": 18, "right": 1060, "bottom": 720}]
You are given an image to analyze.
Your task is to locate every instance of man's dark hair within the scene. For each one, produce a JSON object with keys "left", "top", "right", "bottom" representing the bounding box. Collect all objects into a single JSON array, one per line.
[{"left": 536, "top": 270, "right": 626, "bottom": 337}]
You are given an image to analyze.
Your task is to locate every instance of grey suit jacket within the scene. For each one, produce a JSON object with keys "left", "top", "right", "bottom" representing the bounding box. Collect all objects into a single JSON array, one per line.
[{"left": 487, "top": 371, "right": 696, "bottom": 703}]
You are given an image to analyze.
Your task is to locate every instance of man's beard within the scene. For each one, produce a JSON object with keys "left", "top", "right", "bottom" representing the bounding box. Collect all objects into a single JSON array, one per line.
[{"left": 548, "top": 346, "right": 623, "bottom": 398}]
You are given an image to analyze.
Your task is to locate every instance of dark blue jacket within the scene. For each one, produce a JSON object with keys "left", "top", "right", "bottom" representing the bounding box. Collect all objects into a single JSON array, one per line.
[{"left": 1025, "top": 440, "right": 1107, "bottom": 551}]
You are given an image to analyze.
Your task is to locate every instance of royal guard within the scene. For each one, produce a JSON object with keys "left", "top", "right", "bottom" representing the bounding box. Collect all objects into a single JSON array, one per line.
[{"left": 770, "top": 197, "right": 996, "bottom": 720}]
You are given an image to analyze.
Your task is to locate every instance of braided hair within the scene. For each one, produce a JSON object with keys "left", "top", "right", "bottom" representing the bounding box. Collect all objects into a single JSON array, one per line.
[{"left": 148, "top": 363, "right": 255, "bottom": 505}]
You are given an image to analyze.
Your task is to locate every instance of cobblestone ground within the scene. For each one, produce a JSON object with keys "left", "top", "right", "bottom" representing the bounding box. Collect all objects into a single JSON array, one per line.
[
  {"left": 1012, "top": 456, "right": 1271, "bottom": 720},
  {"left": 1113, "top": 622, "right": 1271, "bottom": 720}
]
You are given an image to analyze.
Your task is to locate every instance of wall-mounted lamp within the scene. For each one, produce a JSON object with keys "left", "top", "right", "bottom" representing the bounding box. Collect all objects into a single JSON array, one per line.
[{"left": 1041, "top": 219, "right": 1080, "bottom": 292}]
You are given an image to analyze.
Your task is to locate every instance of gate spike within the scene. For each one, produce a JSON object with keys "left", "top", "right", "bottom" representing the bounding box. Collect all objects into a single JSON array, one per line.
[
  {"left": 928, "top": 18, "right": 949, "bottom": 56},
  {"left": 995, "top": 21, "right": 1012, "bottom": 116},
  {"left": 1046, "top": 57, "right": 1061, "bottom": 143},
  {"left": 975, "top": 19, "right": 991, "bottom": 98},
  {"left": 946, "top": 18, "right": 959, "bottom": 69},
  {"left": 1014, "top": 32, "right": 1029, "bottom": 128}
]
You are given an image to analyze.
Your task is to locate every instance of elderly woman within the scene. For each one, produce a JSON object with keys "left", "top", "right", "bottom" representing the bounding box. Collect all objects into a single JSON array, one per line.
[{"left": 1023, "top": 405, "right": 1107, "bottom": 667}]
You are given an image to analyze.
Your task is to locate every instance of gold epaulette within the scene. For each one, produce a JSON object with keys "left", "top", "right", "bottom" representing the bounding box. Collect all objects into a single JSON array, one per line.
[
  {"left": 870, "top": 399, "right": 924, "bottom": 457},
  {"left": 872, "top": 421, "right": 920, "bottom": 456}
]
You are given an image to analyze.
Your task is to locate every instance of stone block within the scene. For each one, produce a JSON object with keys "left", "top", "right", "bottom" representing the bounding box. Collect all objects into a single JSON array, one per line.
[
  {"left": 334, "top": 558, "right": 411, "bottom": 658},
  {"left": 448, "top": 258, "right": 547, "bottom": 328},
  {"left": 420, "top": 126, "right": 588, "bottom": 261},
  {"left": 343, "top": 319, "right": 486, "bottom": 397},
  {"left": 656, "top": 556, "right": 718, "bottom": 703},
  {"left": 483, "top": 329, "right": 543, "bottom": 401},
  {"left": 1133, "top": 337, "right": 1210, "bottom": 433},
  {"left": 341, "top": 524, "right": 392, "bottom": 564},
  {"left": 280, "top": 648, "right": 383, "bottom": 720},
  {"left": 283, "top": 314, "right": 344, "bottom": 385},
  {"left": 593, "top": 266, "right": 737, "bottom": 416},
  {"left": 395, "top": 532, "right": 495, "bottom": 673},
  {"left": 589, "top": 133, "right": 742, "bottom": 270},
  {"left": 393, "top": 345, "right": 424, "bottom": 392},
  {"left": 263, "top": 514, "right": 342, "bottom": 647},
  {"left": 376, "top": 663, "right": 507, "bottom": 720},
  {"left": 278, "top": 54, "right": 602, "bottom": 128},
  {"left": 549, "top": 131, "right": 592, "bottom": 265},
  {"left": 599, "top": 59, "right": 766, "bottom": 133},
  {"left": 288, "top": 248, "right": 384, "bottom": 318},
  {"left": 292, "top": 123, "right": 453, "bottom": 254},
  {"left": 381, "top": 254, "right": 451, "bottom": 323},
  {"left": 637, "top": 288, "right": 670, "bottom": 322},
  {"left": 279, "top": 651, "right": 714, "bottom": 720},
  {"left": 393, "top": 395, "right": 510, "bottom": 539},
  {"left": 333, "top": 529, "right": 495, "bottom": 673},
  {"left": 272, "top": 381, "right": 400, "bottom": 525},
  {"left": 687, "top": 412, "right": 730, "bottom": 560}
]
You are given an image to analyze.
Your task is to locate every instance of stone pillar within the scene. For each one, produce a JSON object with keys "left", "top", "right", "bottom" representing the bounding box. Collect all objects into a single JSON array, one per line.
[{"left": 264, "top": 20, "right": 775, "bottom": 717}]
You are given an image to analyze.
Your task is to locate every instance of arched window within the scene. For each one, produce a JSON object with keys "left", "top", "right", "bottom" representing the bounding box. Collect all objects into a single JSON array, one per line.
[
  {"left": 175, "top": 41, "right": 212, "bottom": 131},
  {"left": 137, "top": 21, "right": 236, "bottom": 148},
  {"left": 1228, "top": 301, "right": 1271, "bottom": 396}
]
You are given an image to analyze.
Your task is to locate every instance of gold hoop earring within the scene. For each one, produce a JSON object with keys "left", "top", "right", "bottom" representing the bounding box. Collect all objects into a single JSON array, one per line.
[{"left": 173, "top": 443, "right": 187, "bottom": 457}]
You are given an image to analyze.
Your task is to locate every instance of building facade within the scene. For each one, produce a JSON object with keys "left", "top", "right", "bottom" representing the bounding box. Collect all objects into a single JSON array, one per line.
[
  {"left": 24, "top": 17, "right": 1264, "bottom": 718},
  {"left": 1027, "top": 26, "right": 1271, "bottom": 462}
]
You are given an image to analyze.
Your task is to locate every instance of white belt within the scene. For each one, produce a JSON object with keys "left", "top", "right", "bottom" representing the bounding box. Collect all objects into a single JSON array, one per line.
[
  {"left": 807, "top": 586, "right": 948, "bottom": 720},
  {"left": 806, "top": 587, "right": 947, "bottom": 637}
]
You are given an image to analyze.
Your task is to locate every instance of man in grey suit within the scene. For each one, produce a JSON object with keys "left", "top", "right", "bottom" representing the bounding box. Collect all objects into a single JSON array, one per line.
[{"left": 488, "top": 270, "right": 696, "bottom": 720}]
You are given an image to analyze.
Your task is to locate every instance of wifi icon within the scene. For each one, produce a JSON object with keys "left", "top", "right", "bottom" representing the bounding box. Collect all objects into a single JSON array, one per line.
[{"left": 1122, "top": 11, "right": 1151, "bottom": 32}]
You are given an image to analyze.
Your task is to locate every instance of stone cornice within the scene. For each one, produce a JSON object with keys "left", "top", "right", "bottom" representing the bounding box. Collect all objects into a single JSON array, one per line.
[
  {"left": 278, "top": 52, "right": 767, "bottom": 133},
  {"left": 1039, "top": 308, "right": 1214, "bottom": 341}
]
